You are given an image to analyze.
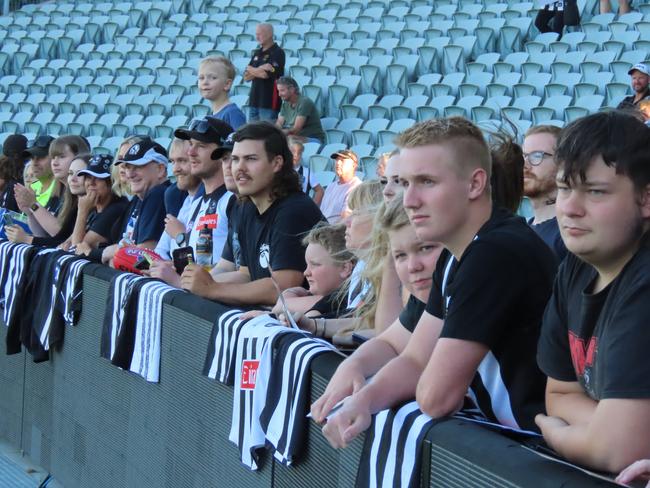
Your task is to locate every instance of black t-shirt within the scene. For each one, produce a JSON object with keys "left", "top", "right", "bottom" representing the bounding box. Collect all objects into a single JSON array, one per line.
[
  {"left": 399, "top": 295, "right": 427, "bottom": 333},
  {"left": 221, "top": 194, "right": 242, "bottom": 268},
  {"left": 309, "top": 291, "right": 346, "bottom": 318},
  {"left": 529, "top": 216, "right": 567, "bottom": 262},
  {"left": 85, "top": 196, "right": 130, "bottom": 242},
  {"left": 248, "top": 42, "right": 285, "bottom": 110},
  {"left": 32, "top": 206, "right": 77, "bottom": 248},
  {"left": 425, "top": 208, "right": 557, "bottom": 431},
  {"left": 238, "top": 192, "right": 324, "bottom": 281},
  {"left": 538, "top": 248, "right": 650, "bottom": 401}
]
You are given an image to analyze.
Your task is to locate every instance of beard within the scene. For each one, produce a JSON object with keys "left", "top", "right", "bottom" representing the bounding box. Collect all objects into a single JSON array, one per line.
[{"left": 523, "top": 173, "right": 557, "bottom": 199}]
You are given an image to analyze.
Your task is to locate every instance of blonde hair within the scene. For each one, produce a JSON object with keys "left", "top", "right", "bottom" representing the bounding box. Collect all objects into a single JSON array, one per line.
[
  {"left": 111, "top": 135, "right": 144, "bottom": 197},
  {"left": 336, "top": 180, "right": 384, "bottom": 331},
  {"left": 396, "top": 117, "right": 491, "bottom": 182},
  {"left": 302, "top": 222, "right": 356, "bottom": 266},
  {"left": 200, "top": 55, "right": 236, "bottom": 81}
]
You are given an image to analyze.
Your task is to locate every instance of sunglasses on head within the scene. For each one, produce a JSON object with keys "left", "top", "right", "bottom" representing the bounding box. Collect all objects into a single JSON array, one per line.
[{"left": 188, "top": 119, "right": 224, "bottom": 140}]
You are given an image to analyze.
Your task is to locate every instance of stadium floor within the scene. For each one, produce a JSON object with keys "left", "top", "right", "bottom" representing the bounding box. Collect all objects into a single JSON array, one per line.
[{"left": 0, "top": 438, "right": 60, "bottom": 488}]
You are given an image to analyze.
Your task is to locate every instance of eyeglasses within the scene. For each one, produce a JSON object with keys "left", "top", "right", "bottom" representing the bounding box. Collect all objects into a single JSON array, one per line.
[
  {"left": 523, "top": 151, "right": 553, "bottom": 166},
  {"left": 28, "top": 135, "right": 54, "bottom": 149}
]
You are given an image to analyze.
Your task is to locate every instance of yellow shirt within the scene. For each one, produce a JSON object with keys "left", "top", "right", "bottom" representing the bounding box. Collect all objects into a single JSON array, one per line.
[{"left": 30, "top": 179, "right": 56, "bottom": 207}]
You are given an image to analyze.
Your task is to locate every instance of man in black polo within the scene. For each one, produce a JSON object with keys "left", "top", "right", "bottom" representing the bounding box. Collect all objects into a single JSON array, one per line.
[{"left": 244, "top": 23, "right": 285, "bottom": 122}]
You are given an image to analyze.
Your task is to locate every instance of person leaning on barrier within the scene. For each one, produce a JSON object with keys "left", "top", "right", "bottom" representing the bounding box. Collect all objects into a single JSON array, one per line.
[
  {"left": 70, "top": 154, "right": 130, "bottom": 256},
  {"left": 180, "top": 122, "right": 324, "bottom": 306},
  {"left": 535, "top": 111, "right": 650, "bottom": 473},
  {"left": 100, "top": 139, "right": 170, "bottom": 264},
  {"left": 153, "top": 138, "right": 203, "bottom": 261},
  {"left": 149, "top": 118, "right": 234, "bottom": 287},
  {"left": 318, "top": 117, "right": 557, "bottom": 448}
]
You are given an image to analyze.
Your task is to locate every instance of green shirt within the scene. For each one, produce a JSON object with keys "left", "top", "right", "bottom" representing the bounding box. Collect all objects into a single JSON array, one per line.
[
  {"left": 280, "top": 95, "right": 326, "bottom": 142},
  {"left": 31, "top": 179, "right": 56, "bottom": 207}
]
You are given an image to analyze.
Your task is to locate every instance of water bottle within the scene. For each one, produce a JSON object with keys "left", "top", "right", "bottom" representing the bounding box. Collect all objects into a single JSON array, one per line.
[{"left": 195, "top": 224, "right": 213, "bottom": 269}]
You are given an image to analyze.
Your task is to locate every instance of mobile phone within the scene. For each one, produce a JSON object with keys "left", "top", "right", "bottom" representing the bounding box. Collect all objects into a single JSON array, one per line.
[
  {"left": 2, "top": 213, "right": 14, "bottom": 227},
  {"left": 134, "top": 256, "right": 150, "bottom": 271},
  {"left": 172, "top": 246, "right": 194, "bottom": 274}
]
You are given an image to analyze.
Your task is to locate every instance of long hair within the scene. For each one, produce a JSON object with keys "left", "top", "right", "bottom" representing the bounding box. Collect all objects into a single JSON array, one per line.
[
  {"left": 57, "top": 153, "right": 91, "bottom": 226},
  {"left": 335, "top": 180, "right": 384, "bottom": 332},
  {"left": 232, "top": 122, "right": 301, "bottom": 202}
]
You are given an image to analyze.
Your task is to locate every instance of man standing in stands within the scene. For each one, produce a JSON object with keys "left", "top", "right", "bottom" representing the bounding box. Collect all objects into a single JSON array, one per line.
[
  {"left": 523, "top": 125, "right": 567, "bottom": 260},
  {"left": 289, "top": 137, "right": 324, "bottom": 206},
  {"left": 101, "top": 140, "right": 170, "bottom": 263},
  {"left": 276, "top": 76, "right": 326, "bottom": 144},
  {"left": 154, "top": 138, "right": 203, "bottom": 260},
  {"left": 536, "top": 111, "right": 650, "bottom": 473},
  {"left": 245, "top": 23, "right": 285, "bottom": 122},
  {"left": 617, "top": 63, "right": 650, "bottom": 110},
  {"left": 320, "top": 118, "right": 557, "bottom": 447},
  {"left": 180, "top": 122, "right": 324, "bottom": 306},
  {"left": 319, "top": 149, "right": 362, "bottom": 224},
  {"left": 150, "top": 118, "right": 234, "bottom": 286}
]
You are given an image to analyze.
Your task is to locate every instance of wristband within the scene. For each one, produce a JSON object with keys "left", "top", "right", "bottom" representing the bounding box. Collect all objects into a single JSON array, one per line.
[{"left": 30, "top": 202, "right": 39, "bottom": 212}]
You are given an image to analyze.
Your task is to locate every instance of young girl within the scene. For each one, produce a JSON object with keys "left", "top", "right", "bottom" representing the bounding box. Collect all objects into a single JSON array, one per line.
[
  {"left": 242, "top": 223, "right": 357, "bottom": 321},
  {"left": 311, "top": 197, "right": 442, "bottom": 422}
]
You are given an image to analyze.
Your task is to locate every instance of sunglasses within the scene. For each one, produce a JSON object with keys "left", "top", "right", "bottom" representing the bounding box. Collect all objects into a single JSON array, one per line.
[{"left": 188, "top": 119, "right": 225, "bottom": 142}]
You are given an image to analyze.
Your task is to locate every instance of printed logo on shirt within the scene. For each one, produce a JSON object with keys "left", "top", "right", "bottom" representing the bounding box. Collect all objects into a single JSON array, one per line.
[
  {"left": 259, "top": 243, "right": 270, "bottom": 269},
  {"left": 196, "top": 213, "right": 218, "bottom": 230},
  {"left": 568, "top": 331, "right": 598, "bottom": 377},
  {"left": 241, "top": 360, "right": 260, "bottom": 390}
]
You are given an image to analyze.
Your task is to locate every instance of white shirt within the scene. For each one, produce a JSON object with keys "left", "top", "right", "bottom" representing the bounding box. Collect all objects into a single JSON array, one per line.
[{"left": 319, "top": 176, "right": 362, "bottom": 224}]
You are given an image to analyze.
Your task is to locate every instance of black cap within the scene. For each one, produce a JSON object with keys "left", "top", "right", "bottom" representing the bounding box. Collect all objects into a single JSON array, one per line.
[
  {"left": 78, "top": 153, "right": 113, "bottom": 179},
  {"left": 115, "top": 139, "right": 169, "bottom": 166},
  {"left": 330, "top": 149, "right": 359, "bottom": 165},
  {"left": 174, "top": 117, "right": 234, "bottom": 150},
  {"left": 2, "top": 134, "right": 27, "bottom": 158},
  {"left": 23, "top": 135, "right": 55, "bottom": 158}
]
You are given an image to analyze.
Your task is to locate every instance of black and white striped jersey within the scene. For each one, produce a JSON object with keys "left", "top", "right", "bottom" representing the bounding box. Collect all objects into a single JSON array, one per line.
[
  {"left": 356, "top": 401, "right": 434, "bottom": 488},
  {"left": 202, "top": 308, "right": 249, "bottom": 385}
]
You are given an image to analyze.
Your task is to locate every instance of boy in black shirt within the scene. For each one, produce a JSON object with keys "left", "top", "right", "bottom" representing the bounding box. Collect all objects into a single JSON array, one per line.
[
  {"left": 181, "top": 122, "right": 324, "bottom": 306},
  {"left": 322, "top": 117, "right": 556, "bottom": 448},
  {"left": 536, "top": 111, "right": 650, "bottom": 473}
]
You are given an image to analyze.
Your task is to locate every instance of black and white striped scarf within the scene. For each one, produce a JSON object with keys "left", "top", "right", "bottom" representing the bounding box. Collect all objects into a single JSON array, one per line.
[
  {"left": 101, "top": 273, "right": 176, "bottom": 382},
  {"left": 259, "top": 332, "right": 336, "bottom": 466},
  {"left": 130, "top": 279, "right": 177, "bottom": 382},
  {"left": 0, "top": 242, "right": 35, "bottom": 328},
  {"left": 202, "top": 308, "right": 249, "bottom": 385},
  {"left": 356, "top": 401, "right": 435, "bottom": 488},
  {"left": 228, "top": 315, "right": 294, "bottom": 470}
]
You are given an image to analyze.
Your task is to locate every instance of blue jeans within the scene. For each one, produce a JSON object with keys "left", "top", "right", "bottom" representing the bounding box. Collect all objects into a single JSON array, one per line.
[{"left": 248, "top": 106, "right": 278, "bottom": 122}]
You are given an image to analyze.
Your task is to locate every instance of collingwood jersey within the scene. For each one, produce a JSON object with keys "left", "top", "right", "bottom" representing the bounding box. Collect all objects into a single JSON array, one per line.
[{"left": 356, "top": 401, "right": 435, "bottom": 488}]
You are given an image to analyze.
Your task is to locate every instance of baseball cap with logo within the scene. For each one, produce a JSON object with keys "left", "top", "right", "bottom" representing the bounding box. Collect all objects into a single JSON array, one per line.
[
  {"left": 330, "top": 149, "right": 359, "bottom": 165},
  {"left": 78, "top": 154, "right": 113, "bottom": 179},
  {"left": 23, "top": 135, "right": 55, "bottom": 159},
  {"left": 628, "top": 63, "right": 650, "bottom": 76},
  {"left": 174, "top": 117, "right": 234, "bottom": 159},
  {"left": 115, "top": 139, "right": 169, "bottom": 166}
]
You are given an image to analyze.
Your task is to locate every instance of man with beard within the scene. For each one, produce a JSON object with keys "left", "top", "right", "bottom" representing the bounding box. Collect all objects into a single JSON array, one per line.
[
  {"left": 522, "top": 125, "right": 567, "bottom": 261},
  {"left": 617, "top": 63, "right": 650, "bottom": 111}
]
